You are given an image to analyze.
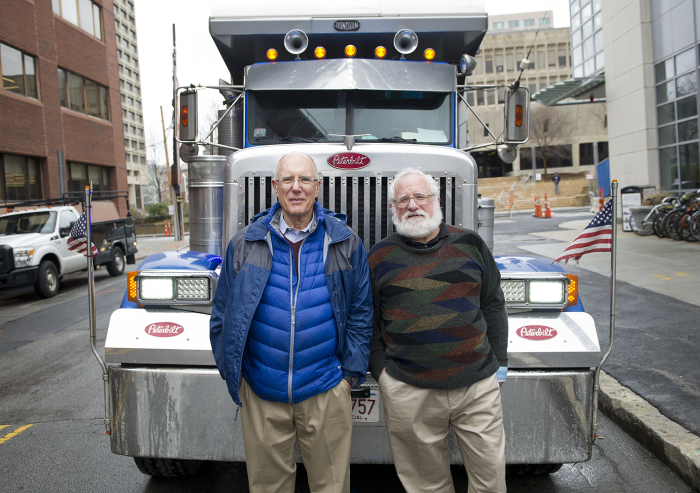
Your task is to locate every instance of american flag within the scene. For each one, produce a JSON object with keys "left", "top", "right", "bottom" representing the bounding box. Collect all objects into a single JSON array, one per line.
[
  {"left": 554, "top": 200, "right": 613, "bottom": 264},
  {"left": 67, "top": 212, "right": 98, "bottom": 257}
]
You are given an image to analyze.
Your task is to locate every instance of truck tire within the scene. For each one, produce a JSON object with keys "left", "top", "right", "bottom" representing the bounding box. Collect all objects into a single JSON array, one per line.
[
  {"left": 506, "top": 463, "right": 563, "bottom": 476},
  {"left": 133, "top": 457, "right": 203, "bottom": 477},
  {"left": 106, "top": 248, "right": 125, "bottom": 277},
  {"left": 34, "top": 260, "right": 59, "bottom": 298}
]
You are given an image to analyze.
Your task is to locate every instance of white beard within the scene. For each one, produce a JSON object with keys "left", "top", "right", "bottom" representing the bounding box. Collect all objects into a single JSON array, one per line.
[{"left": 392, "top": 204, "right": 443, "bottom": 240}]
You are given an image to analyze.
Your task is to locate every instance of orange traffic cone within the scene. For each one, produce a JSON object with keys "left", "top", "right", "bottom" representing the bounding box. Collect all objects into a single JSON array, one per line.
[
  {"left": 598, "top": 187, "right": 604, "bottom": 211},
  {"left": 164, "top": 221, "right": 170, "bottom": 237},
  {"left": 533, "top": 195, "right": 541, "bottom": 217},
  {"left": 544, "top": 193, "right": 552, "bottom": 218}
]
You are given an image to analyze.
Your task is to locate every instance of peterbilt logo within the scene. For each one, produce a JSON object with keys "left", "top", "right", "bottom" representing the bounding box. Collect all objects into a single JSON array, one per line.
[
  {"left": 327, "top": 153, "right": 370, "bottom": 169},
  {"left": 334, "top": 20, "right": 360, "bottom": 32},
  {"left": 145, "top": 322, "right": 184, "bottom": 337},
  {"left": 516, "top": 325, "right": 557, "bottom": 340}
]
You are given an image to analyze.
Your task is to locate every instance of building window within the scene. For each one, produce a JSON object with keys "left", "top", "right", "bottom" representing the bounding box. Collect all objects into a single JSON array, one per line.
[
  {"left": 124, "top": 138, "right": 129, "bottom": 149},
  {"left": 125, "top": 54, "right": 131, "bottom": 63},
  {"left": 656, "top": 47, "right": 700, "bottom": 191},
  {"left": 134, "top": 72, "right": 139, "bottom": 81},
  {"left": 137, "top": 127, "right": 143, "bottom": 136},
  {"left": 58, "top": 68, "right": 109, "bottom": 120},
  {"left": 52, "top": 0, "right": 103, "bottom": 40},
  {"left": 493, "top": 22, "right": 503, "bottom": 30},
  {"left": 136, "top": 114, "right": 142, "bottom": 123},
  {"left": 123, "top": 123, "right": 128, "bottom": 132},
  {"left": 484, "top": 54, "right": 493, "bottom": 73},
  {"left": 524, "top": 19, "right": 535, "bottom": 27},
  {"left": 140, "top": 156, "right": 146, "bottom": 164},
  {"left": 540, "top": 18, "right": 551, "bottom": 25},
  {"left": 495, "top": 55, "right": 504, "bottom": 72},
  {"left": 126, "top": 154, "right": 130, "bottom": 162},
  {"left": 126, "top": 68, "right": 132, "bottom": 77},
  {"left": 130, "top": 125, "right": 136, "bottom": 134},
  {"left": 483, "top": 123, "right": 490, "bottom": 137},
  {"left": 508, "top": 20, "right": 519, "bottom": 28},
  {"left": 135, "top": 184, "right": 142, "bottom": 209},
  {"left": 135, "top": 100, "right": 141, "bottom": 109},
  {"left": 117, "top": 50, "right": 122, "bottom": 59},
  {"left": 121, "top": 9, "right": 127, "bottom": 19},
  {"left": 0, "top": 43, "right": 38, "bottom": 99},
  {"left": 129, "top": 111, "right": 135, "bottom": 120},
  {"left": 559, "top": 49, "right": 567, "bottom": 67},
  {"left": 67, "top": 162, "right": 111, "bottom": 192},
  {"left": 131, "top": 30, "right": 136, "bottom": 39},
  {"left": 127, "top": 82, "right": 133, "bottom": 91},
  {"left": 0, "top": 154, "right": 42, "bottom": 201},
  {"left": 121, "top": 24, "right": 128, "bottom": 34}
]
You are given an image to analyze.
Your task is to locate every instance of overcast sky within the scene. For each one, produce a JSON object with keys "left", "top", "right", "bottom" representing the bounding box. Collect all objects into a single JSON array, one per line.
[{"left": 134, "top": 0, "right": 570, "bottom": 162}]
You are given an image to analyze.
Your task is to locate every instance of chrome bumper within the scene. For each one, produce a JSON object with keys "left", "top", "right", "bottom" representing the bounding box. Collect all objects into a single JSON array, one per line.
[{"left": 109, "top": 366, "right": 593, "bottom": 464}]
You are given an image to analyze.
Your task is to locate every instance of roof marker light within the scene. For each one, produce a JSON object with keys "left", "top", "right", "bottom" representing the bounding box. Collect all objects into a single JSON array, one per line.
[
  {"left": 375, "top": 46, "right": 387, "bottom": 59},
  {"left": 345, "top": 45, "right": 357, "bottom": 57},
  {"left": 423, "top": 48, "right": 436, "bottom": 61},
  {"left": 314, "top": 46, "right": 326, "bottom": 59},
  {"left": 266, "top": 49, "right": 278, "bottom": 61}
]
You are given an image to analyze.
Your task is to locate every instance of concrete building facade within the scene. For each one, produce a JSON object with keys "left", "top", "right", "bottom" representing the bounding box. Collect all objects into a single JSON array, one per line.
[
  {"left": 603, "top": 0, "right": 700, "bottom": 192},
  {"left": 0, "top": 0, "right": 127, "bottom": 215},
  {"left": 113, "top": 0, "right": 147, "bottom": 211},
  {"left": 463, "top": 20, "right": 608, "bottom": 178}
]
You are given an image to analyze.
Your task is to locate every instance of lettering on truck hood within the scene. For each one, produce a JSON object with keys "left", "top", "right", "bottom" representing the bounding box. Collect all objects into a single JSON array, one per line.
[{"left": 327, "top": 153, "right": 370, "bottom": 170}]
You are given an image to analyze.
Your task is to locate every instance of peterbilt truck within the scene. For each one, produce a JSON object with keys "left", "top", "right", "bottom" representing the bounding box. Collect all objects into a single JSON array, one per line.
[{"left": 102, "top": 5, "right": 602, "bottom": 479}]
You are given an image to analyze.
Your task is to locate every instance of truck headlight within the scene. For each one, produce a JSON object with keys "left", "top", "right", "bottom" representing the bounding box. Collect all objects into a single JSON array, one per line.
[
  {"left": 529, "top": 280, "right": 566, "bottom": 304},
  {"left": 500, "top": 273, "right": 577, "bottom": 309},
  {"left": 128, "top": 270, "right": 217, "bottom": 305},
  {"left": 13, "top": 248, "right": 34, "bottom": 268}
]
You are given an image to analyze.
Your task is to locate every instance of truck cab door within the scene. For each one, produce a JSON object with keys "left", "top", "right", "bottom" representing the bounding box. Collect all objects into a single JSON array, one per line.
[{"left": 57, "top": 210, "right": 86, "bottom": 273}]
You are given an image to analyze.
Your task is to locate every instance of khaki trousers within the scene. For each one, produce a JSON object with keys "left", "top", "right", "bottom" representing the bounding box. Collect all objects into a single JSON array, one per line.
[
  {"left": 240, "top": 378, "right": 353, "bottom": 493},
  {"left": 379, "top": 372, "right": 507, "bottom": 493}
]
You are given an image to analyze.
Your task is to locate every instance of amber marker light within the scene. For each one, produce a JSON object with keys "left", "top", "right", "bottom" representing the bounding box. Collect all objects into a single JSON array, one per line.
[
  {"left": 515, "top": 104, "right": 523, "bottom": 127},
  {"left": 314, "top": 46, "right": 326, "bottom": 59},
  {"left": 266, "top": 49, "right": 278, "bottom": 61},
  {"left": 375, "top": 46, "right": 387, "bottom": 59},
  {"left": 423, "top": 48, "right": 436, "bottom": 61},
  {"left": 345, "top": 45, "right": 357, "bottom": 57},
  {"left": 181, "top": 105, "right": 188, "bottom": 127},
  {"left": 127, "top": 271, "right": 139, "bottom": 303},
  {"left": 566, "top": 274, "right": 579, "bottom": 307}
]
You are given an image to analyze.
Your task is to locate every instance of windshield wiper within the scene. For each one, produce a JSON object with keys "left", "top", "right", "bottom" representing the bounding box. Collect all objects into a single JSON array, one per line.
[
  {"left": 375, "top": 136, "right": 418, "bottom": 143},
  {"left": 274, "top": 136, "right": 319, "bottom": 143}
]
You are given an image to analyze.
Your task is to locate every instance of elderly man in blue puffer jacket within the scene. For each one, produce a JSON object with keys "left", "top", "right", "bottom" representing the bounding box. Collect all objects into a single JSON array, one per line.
[{"left": 210, "top": 152, "right": 373, "bottom": 493}]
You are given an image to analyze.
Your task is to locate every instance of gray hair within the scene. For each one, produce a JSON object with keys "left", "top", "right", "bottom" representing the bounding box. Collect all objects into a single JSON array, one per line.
[
  {"left": 388, "top": 167, "right": 440, "bottom": 203},
  {"left": 275, "top": 152, "right": 319, "bottom": 180}
]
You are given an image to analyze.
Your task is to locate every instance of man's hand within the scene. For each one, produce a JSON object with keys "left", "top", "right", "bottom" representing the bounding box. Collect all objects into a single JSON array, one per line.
[
  {"left": 343, "top": 379, "right": 353, "bottom": 391},
  {"left": 499, "top": 382, "right": 504, "bottom": 388}
]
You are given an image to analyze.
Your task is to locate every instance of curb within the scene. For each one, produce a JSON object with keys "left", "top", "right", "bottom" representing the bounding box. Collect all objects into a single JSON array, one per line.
[{"left": 598, "top": 371, "right": 700, "bottom": 491}]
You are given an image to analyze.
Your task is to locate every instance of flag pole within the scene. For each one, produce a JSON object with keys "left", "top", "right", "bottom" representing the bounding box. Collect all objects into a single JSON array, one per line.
[
  {"left": 85, "top": 185, "right": 111, "bottom": 435},
  {"left": 592, "top": 180, "right": 618, "bottom": 439}
]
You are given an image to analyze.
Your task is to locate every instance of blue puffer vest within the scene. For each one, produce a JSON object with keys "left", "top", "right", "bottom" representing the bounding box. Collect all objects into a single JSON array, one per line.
[{"left": 241, "top": 206, "right": 343, "bottom": 403}]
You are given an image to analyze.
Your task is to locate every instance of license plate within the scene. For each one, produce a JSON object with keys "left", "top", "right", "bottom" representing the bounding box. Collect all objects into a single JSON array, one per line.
[{"left": 352, "top": 393, "right": 379, "bottom": 422}]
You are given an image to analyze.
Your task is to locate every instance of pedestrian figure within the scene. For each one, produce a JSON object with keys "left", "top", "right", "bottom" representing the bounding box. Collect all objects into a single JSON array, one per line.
[
  {"left": 368, "top": 168, "right": 509, "bottom": 493},
  {"left": 553, "top": 172, "right": 561, "bottom": 195},
  {"left": 210, "top": 152, "right": 373, "bottom": 493}
]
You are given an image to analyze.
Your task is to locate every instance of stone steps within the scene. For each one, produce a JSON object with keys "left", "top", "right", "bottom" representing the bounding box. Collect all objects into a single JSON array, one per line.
[{"left": 477, "top": 176, "right": 591, "bottom": 211}]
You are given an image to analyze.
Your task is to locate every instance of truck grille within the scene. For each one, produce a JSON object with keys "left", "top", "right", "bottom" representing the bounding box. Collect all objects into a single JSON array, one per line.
[
  {"left": 239, "top": 171, "right": 463, "bottom": 250},
  {"left": 0, "top": 245, "right": 12, "bottom": 275}
]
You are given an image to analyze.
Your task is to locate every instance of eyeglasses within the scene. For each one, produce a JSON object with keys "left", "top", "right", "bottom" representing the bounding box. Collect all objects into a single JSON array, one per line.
[
  {"left": 276, "top": 176, "right": 318, "bottom": 188},
  {"left": 394, "top": 193, "right": 434, "bottom": 208}
]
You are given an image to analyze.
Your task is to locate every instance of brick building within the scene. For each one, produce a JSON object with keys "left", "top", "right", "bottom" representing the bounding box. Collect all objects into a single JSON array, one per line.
[{"left": 0, "top": 0, "right": 127, "bottom": 216}]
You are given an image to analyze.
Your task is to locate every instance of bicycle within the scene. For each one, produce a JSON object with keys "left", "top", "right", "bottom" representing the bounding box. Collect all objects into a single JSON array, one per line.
[{"left": 631, "top": 197, "right": 676, "bottom": 236}]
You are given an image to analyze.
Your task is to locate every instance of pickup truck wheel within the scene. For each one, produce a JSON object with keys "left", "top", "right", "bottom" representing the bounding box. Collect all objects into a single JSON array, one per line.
[
  {"left": 133, "top": 457, "right": 203, "bottom": 477},
  {"left": 34, "top": 261, "right": 59, "bottom": 298},
  {"left": 506, "top": 463, "right": 563, "bottom": 476},
  {"left": 106, "top": 248, "right": 125, "bottom": 277}
]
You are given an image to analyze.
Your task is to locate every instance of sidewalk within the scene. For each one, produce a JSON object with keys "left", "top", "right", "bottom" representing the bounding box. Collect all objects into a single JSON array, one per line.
[
  {"left": 512, "top": 213, "right": 700, "bottom": 491},
  {"left": 134, "top": 235, "right": 191, "bottom": 261}
]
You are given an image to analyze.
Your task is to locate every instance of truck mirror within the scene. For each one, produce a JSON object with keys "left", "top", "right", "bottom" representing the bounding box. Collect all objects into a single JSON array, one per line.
[
  {"left": 504, "top": 87, "right": 529, "bottom": 144},
  {"left": 179, "top": 90, "right": 198, "bottom": 142}
]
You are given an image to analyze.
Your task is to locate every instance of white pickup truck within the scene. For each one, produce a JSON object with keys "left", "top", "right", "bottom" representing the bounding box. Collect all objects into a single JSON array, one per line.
[{"left": 0, "top": 205, "right": 136, "bottom": 297}]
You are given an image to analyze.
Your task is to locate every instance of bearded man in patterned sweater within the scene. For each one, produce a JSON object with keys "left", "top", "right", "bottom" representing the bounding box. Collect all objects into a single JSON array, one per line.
[{"left": 368, "top": 168, "right": 509, "bottom": 493}]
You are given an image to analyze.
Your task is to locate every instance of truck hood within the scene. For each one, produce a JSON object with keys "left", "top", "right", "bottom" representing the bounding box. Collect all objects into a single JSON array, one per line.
[{"left": 0, "top": 233, "right": 48, "bottom": 248}]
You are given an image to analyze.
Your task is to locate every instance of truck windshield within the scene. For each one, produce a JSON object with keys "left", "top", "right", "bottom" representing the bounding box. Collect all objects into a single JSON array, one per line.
[
  {"left": 0, "top": 211, "right": 57, "bottom": 236},
  {"left": 248, "top": 90, "right": 452, "bottom": 145}
]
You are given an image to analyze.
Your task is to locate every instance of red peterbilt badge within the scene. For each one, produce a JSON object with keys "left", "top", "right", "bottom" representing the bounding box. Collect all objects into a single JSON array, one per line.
[
  {"left": 327, "top": 153, "right": 370, "bottom": 169},
  {"left": 516, "top": 325, "right": 557, "bottom": 340},
  {"left": 145, "top": 322, "right": 184, "bottom": 337}
]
